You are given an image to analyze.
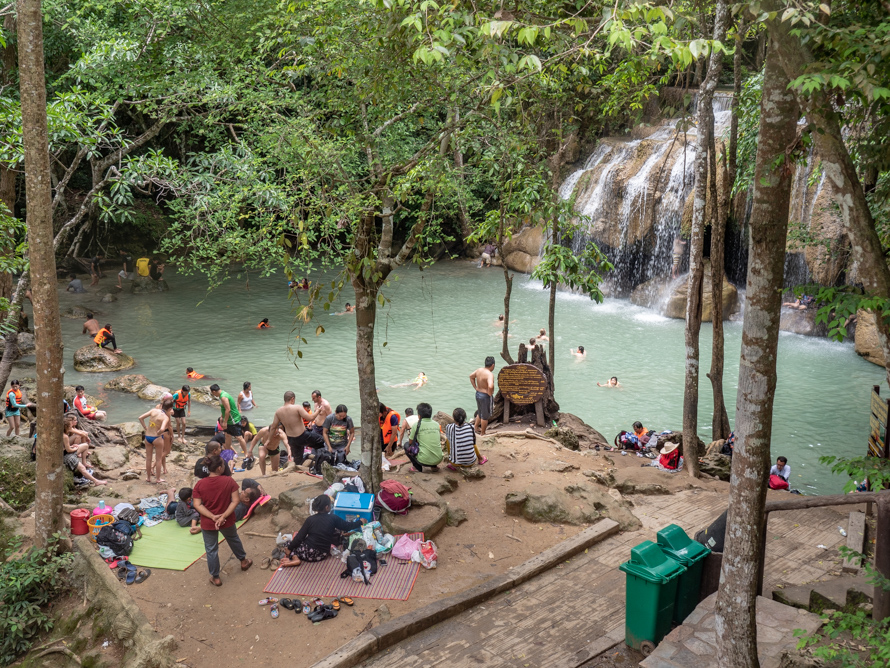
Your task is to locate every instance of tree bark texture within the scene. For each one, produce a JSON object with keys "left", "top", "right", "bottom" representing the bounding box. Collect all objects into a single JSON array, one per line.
[
  {"left": 715, "top": 43, "right": 799, "bottom": 668},
  {"left": 728, "top": 20, "right": 747, "bottom": 187},
  {"left": 354, "top": 281, "right": 383, "bottom": 493},
  {"left": 683, "top": 0, "right": 728, "bottom": 478},
  {"left": 18, "top": 0, "right": 66, "bottom": 548},
  {"left": 1, "top": 13, "right": 18, "bottom": 311},
  {"left": 766, "top": 14, "right": 890, "bottom": 386},
  {"left": 0, "top": 272, "right": 30, "bottom": 393}
]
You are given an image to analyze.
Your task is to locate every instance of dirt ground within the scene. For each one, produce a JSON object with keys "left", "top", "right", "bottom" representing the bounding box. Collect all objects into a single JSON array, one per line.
[{"left": 13, "top": 422, "right": 730, "bottom": 668}]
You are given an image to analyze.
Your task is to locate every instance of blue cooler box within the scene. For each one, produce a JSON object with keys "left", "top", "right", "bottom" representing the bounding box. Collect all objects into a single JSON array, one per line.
[{"left": 332, "top": 492, "right": 375, "bottom": 523}]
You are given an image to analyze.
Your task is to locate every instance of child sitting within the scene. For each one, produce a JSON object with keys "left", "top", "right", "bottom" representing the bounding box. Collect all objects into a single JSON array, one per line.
[{"left": 175, "top": 487, "right": 202, "bottom": 534}]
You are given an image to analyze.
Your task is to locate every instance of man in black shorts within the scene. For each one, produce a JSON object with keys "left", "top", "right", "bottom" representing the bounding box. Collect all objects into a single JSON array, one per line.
[
  {"left": 269, "top": 391, "right": 323, "bottom": 467},
  {"left": 171, "top": 385, "right": 190, "bottom": 444}
]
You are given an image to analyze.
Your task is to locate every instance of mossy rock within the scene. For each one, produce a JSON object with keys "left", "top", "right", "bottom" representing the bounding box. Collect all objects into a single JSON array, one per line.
[{"left": 73, "top": 345, "right": 136, "bottom": 373}]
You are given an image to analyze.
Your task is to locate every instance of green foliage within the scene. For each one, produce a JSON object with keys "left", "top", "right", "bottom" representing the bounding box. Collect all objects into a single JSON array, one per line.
[
  {"left": 729, "top": 71, "right": 762, "bottom": 198},
  {"left": 795, "top": 552, "right": 890, "bottom": 666},
  {"left": 0, "top": 536, "right": 74, "bottom": 665},
  {"left": 819, "top": 454, "right": 890, "bottom": 493},
  {"left": 0, "top": 455, "right": 37, "bottom": 512}
]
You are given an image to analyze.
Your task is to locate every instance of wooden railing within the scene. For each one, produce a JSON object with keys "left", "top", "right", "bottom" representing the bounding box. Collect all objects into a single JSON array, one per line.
[{"left": 756, "top": 491, "right": 890, "bottom": 620}]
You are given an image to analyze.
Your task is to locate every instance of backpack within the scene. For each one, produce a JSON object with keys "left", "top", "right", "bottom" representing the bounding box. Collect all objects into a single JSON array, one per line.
[
  {"left": 96, "top": 525, "right": 134, "bottom": 556},
  {"left": 311, "top": 450, "right": 334, "bottom": 476},
  {"left": 614, "top": 431, "right": 641, "bottom": 450},
  {"left": 376, "top": 479, "right": 411, "bottom": 515}
]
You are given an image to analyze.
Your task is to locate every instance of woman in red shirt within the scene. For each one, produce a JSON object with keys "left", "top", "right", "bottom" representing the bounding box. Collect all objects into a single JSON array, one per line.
[{"left": 193, "top": 455, "right": 253, "bottom": 586}]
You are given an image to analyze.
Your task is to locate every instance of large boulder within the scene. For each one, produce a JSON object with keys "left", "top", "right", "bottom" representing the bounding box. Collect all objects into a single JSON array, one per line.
[
  {"left": 137, "top": 384, "right": 172, "bottom": 402},
  {"left": 116, "top": 421, "right": 144, "bottom": 448},
  {"left": 0, "top": 332, "right": 37, "bottom": 356},
  {"left": 699, "top": 452, "right": 732, "bottom": 481},
  {"left": 780, "top": 307, "right": 828, "bottom": 337},
  {"left": 73, "top": 345, "right": 136, "bottom": 373},
  {"left": 190, "top": 385, "right": 218, "bottom": 406},
  {"left": 556, "top": 413, "right": 608, "bottom": 449},
  {"left": 633, "top": 261, "right": 738, "bottom": 321},
  {"left": 131, "top": 276, "right": 169, "bottom": 294},
  {"left": 505, "top": 482, "right": 640, "bottom": 530},
  {"left": 104, "top": 374, "right": 151, "bottom": 394},
  {"left": 432, "top": 411, "right": 454, "bottom": 430},
  {"left": 657, "top": 430, "right": 706, "bottom": 459},
  {"left": 854, "top": 311, "right": 884, "bottom": 367},
  {"left": 500, "top": 226, "right": 544, "bottom": 274},
  {"left": 61, "top": 305, "right": 97, "bottom": 320},
  {"left": 93, "top": 446, "right": 129, "bottom": 471}
]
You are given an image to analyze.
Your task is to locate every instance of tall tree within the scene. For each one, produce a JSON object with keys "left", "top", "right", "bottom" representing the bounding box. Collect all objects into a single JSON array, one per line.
[
  {"left": 683, "top": 0, "right": 729, "bottom": 477},
  {"left": 715, "top": 41, "right": 799, "bottom": 668},
  {"left": 17, "top": 0, "right": 65, "bottom": 547}
]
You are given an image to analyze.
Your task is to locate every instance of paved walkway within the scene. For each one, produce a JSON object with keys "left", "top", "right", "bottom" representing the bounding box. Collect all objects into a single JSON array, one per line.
[{"left": 357, "top": 490, "right": 849, "bottom": 668}]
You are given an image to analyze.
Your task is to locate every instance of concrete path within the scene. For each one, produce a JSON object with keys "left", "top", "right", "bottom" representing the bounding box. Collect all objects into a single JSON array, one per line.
[{"left": 356, "top": 489, "right": 849, "bottom": 668}]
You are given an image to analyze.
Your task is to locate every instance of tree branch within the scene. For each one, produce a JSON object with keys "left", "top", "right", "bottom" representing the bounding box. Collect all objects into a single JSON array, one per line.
[
  {"left": 372, "top": 102, "right": 420, "bottom": 138},
  {"left": 53, "top": 167, "right": 118, "bottom": 253}
]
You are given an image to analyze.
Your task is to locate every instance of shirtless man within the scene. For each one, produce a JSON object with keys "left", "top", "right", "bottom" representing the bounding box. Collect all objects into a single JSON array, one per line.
[
  {"left": 311, "top": 390, "right": 332, "bottom": 432},
  {"left": 253, "top": 425, "right": 287, "bottom": 475},
  {"left": 536, "top": 328, "right": 549, "bottom": 343},
  {"left": 470, "top": 356, "right": 496, "bottom": 435},
  {"left": 139, "top": 398, "right": 172, "bottom": 484},
  {"left": 269, "top": 391, "right": 324, "bottom": 467},
  {"left": 82, "top": 313, "right": 100, "bottom": 337},
  {"left": 570, "top": 346, "right": 587, "bottom": 359}
]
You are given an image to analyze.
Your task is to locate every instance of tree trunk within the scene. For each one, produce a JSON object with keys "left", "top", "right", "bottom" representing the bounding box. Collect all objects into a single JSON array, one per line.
[
  {"left": 728, "top": 20, "right": 746, "bottom": 187},
  {"left": 354, "top": 280, "right": 383, "bottom": 493},
  {"left": 0, "top": 273, "right": 30, "bottom": 393},
  {"left": 708, "top": 110, "right": 731, "bottom": 441},
  {"left": 548, "top": 279, "right": 556, "bottom": 379},
  {"left": 683, "top": 0, "right": 728, "bottom": 477},
  {"left": 767, "top": 15, "right": 890, "bottom": 386},
  {"left": 18, "top": 0, "right": 66, "bottom": 548},
  {"left": 1, "top": 14, "right": 18, "bottom": 314},
  {"left": 497, "top": 207, "right": 515, "bottom": 366},
  {"left": 715, "top": 42, "right": 799, "bottom": 668}
]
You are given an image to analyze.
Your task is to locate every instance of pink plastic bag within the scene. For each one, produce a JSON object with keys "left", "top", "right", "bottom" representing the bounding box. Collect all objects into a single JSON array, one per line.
[{"left": 391, "top": 534, "right": 422, "bottom": 561}]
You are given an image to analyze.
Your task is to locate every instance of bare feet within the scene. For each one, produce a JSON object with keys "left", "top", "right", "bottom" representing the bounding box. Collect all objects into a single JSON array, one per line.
[
  {"left": 95, "top": 480, "right": 108, "bottom": 486},
  {"left": 157, "top": 478, "right": 166, "bottom": 484},
  {"left": 189, "top": 527, "right": 201, "bottom": 535}
]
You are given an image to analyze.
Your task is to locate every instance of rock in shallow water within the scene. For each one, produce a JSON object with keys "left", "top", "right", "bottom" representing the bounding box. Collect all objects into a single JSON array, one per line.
[{"left": 73, "top": 345, "right": 136, "bottom": 373}]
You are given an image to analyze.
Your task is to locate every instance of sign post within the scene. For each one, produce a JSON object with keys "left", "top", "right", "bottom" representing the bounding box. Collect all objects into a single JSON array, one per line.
[{"left": 497, "top": 363, "right": 548, "bottom": 427}]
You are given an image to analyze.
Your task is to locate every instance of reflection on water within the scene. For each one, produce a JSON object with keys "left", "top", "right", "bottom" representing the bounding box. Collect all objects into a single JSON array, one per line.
[{"left": 48, "top": 261, "right": 884, "bottom": 494}]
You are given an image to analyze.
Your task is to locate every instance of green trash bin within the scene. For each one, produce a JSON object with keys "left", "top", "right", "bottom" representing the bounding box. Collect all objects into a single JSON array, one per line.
[
  {"left": 657, "top": 524, "right": 712, "bottom": 624},
  {"left": 618, "top": 540, "right": 686, "bottom": 654}
]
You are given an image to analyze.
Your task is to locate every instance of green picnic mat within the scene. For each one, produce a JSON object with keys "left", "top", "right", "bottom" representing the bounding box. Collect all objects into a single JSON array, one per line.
[{"left": 128, "top": 518, "right": 248, "bottom": 571}]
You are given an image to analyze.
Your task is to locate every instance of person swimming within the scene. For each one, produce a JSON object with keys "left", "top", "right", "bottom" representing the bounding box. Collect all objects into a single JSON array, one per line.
[
  {"left": 597, "top": 376, "right": 620, "bottom": 388},
  {"left": 570, "top": 346, "right": 586, "bottom": 358},
  {"left": 257, "top": 318, "right": 271, "bottom": 329},
  {"left": 390, "top": 372, "right": 428, "bottom": 390},
  {"left": 335, "top": 303, "right": 355, "bottom": 315},
  {"left": 186, "top": 367, "right": 205, "bottom": 379}
]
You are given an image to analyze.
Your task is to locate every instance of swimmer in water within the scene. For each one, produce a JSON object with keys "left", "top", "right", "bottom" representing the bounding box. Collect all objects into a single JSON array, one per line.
[
  {"left": 257, "top": 318, "right": 272, "bottom": 329},
  {"left": 392, "top": 373, "right": 428, "bottom": 390},
  {"left": 570, "top": 346, "right": 586, "bottom": 359},
  {"left": 335, "top": 302, "right": 355, "bottom": 315},
  {"left": 493, "top": 314, "right": 517, "bottom": 327},
  {"left": 597, "top": 376, "right": 621, "bottom": 388},
  {"left": 186, "top": 367, "right": 205, "bottom": 380},
  {"left": 536, "top": 328, "right": 549, "bottom": 343}
]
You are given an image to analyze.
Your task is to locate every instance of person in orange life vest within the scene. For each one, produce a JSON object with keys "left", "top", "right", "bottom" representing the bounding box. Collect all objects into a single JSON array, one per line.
[
  {"left": 186, "top": 367, "right": 205, "bottom": 379},
  {"left": 172, "top": 385, "right": 191, "bottom": 444},
  {"left": 378, "top": 403, "right": 401, "bottom": 458},
  {"left": 257, "top": 318, "right": 271, "bottom": 329},
  {"left": 74, "top": 385, "right": 107, "bottom": 421},
  {"left": 93, "top": 324, "right": 122, "bottom": 353},
  {"left": 5, "top": 379, "right": 35, "bottom": 436}
]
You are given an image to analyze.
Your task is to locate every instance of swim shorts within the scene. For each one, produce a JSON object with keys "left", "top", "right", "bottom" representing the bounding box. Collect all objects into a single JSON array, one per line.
[
  {"left": 226, "top": 423, "right": 243, "bottom": 437},
  {"left": 5, "top": 409, "right": 20, "bottom": 418},
  {"left": 475, "top": 391, "right": 493, "bottom": 421},
  {"left": 287, "top": 430, "right": 324, "bottom": 465},
  {"left": 172, "top": 408, "right": 186, "bottom": 419}
]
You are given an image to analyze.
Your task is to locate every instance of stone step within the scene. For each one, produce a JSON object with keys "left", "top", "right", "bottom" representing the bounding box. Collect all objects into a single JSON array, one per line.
[
  {"left": 772, "top": 575, "right": 873, "bottom": 614},
  {"left": 842, "top": 511, "right": 866, "bottom": 572}
]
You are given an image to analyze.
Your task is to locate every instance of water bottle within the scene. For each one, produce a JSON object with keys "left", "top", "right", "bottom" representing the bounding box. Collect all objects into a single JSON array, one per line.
[{"left": 93, "top": 500, "right": 106, "bottom": 516}]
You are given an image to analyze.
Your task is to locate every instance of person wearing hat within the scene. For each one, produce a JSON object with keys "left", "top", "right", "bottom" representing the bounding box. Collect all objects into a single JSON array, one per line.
[{"left": 657, "top": 442, "right": 681, "bottom": 470}]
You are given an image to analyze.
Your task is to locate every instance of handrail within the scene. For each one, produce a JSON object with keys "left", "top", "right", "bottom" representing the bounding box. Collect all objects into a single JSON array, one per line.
[{"left": 764, "top": 491, "right": 886, "bottom": 514}]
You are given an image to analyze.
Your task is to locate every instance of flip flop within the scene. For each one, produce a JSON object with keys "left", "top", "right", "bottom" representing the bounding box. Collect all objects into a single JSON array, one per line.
[
  {"left": 331, "top": 599, "right": 341, "bottom": 611},
  {"left": 259, "top": 598, "right": 279, "bottom": 606},
  {"left": 302, "top": 601, "right": 311, "bottom": 615},
  {"left": 126, "top": 569, "right": 138, "bottom": 585},
  {"left": 313, "top": 598, "right": 324, "bottom": 608},
  {"left": 446, "top": 464, "right": 458, "bottom": 472},
  {"left": 233, "top": 468, "right": 245, "bottom": 473},
  {"left": 339, "top": 597, "right": 354, "bottom": 607},
  {"left": 134, "top": 569, "right": 151, "bottom": 584},
  {"left": 479, "top": 456, "right": 489, "bottom": 465},
  {"left": 116, "top": 565, "right": 129, "bottom": 580},
  {"left": 260, "top": 557, "right": 271, "bottom": 570},
  {"left": 280, "top": 598, "right": 294, "bottom": 610},
  {"left": 309, "top": 605, "right": 338, "bottom": 623},
  {"left": 270, "top": 559, "right": 280, "bottom": 569},
  {"left": 270, "top": 603, "right": 279, "bottom": 619}
]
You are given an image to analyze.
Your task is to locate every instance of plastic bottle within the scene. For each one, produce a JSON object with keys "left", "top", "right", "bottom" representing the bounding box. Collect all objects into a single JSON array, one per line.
[{"left": 93, "top": 500, "right": 107, "bottom": 516}]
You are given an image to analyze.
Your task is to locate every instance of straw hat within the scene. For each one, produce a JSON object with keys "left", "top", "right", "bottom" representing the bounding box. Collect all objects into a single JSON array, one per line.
[{"left": 661, "top": 442, "right": 678, "bottom": 455}]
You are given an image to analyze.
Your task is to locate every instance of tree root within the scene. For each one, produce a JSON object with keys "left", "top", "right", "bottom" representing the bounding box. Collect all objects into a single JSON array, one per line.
[
  {"left": 490, "top": 429, "right": 562, "bottom": 447},
  {"left": 36, "top": 646, "right": 82, "bottom": 665}
]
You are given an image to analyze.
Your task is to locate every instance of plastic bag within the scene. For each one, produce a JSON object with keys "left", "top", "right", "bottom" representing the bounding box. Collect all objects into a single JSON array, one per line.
[
  {"left": 375, "top": 534, "right": 395, "bottom": 553},
  {"left": 276, "top": 532, "right": 293, "bottom": 546},
  {"left": 323, "top": 482, "right": 345, "bottom": 499},
  {"left": 382, "top": 456, "right": 391, "bottom": 472},
  {"left": 391, "top": 534, "right": 422, "bottom": 560},
  {"left": 411, "top": 540, "right": 438, "bottom": 569}
]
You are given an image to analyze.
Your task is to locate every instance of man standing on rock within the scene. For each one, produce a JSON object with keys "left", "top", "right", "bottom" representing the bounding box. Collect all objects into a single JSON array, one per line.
[
  {"left": 269, "top": 391, "right": 323, "bottom": 467},
  {"left": 470, "top": 356, "right": 496, "bottom": 435},
  {"left": 311, "top": 389, "right": 332, "bottom": 433},
  {"left": 210, "top": 384, "right": 249, "bottom": 464}
]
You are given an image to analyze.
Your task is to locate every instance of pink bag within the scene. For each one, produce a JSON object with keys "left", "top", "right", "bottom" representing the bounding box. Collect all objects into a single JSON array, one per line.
[
  {"left": 415, "top": 540, "right": 437, "bottom": 569},
  {"left": 391, "top": 534, "right": 422, "bottom": 561}
]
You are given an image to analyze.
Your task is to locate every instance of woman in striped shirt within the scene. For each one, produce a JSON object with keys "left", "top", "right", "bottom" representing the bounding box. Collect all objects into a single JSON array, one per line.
[{"left": 445, "top": 408, "right": 488, "bottom": 469}]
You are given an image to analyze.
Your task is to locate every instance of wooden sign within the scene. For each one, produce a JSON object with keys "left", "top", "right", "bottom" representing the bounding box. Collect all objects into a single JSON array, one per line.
[
  {"left": 869, "top": 385, "right": 890, "bottom": 459},
  {"left": 498, "top": 363, "right": 547, "bottom": 406}
]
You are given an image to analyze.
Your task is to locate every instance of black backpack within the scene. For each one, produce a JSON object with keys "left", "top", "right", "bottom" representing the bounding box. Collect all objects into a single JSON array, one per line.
[
  {"left": 311, "top": 450, "right": 334, "bottom": 475},
  {"left": 96, "top": 525, "right": 134, "bottom": 556}
]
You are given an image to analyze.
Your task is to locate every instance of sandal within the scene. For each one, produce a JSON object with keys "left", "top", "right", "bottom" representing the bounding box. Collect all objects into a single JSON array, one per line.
[
  {"left": 308, "top": 605, "right": 338, "bottom": 623},
  {"left": 339, "top": 596, "right": 354, "bottom": 607},
  {"left": 270, "top": 558, "right": 280, "bottom": 569},
  {"left": 446, "top": 464, "right": 458, "bottom": 472},
  {"left": 280, "top": 598, "right": 294, "bottom": 610},
  {"left": 126, "top": 568, "right": 138, "bottom": 585},
  {"left": 260, "top": 557, "right": 271, "bottom": 570},
  {"left": 270, "top": 603, "right": 279, "bottom": 619},
  {"left": 134, "top": 569, "right": 151, "bottom": 584},
  {"left": 302, "top": 601, "right": 311, "bottom": 615},
  {"left": 331, "top": 599, "right": 341, "bottom": 611},
  {"left": 313, "top": 598, "right": 324, "bottom": 608},
  {"left": 479, "top": 456, "right": 489, "bottom": 465},
  {"left": 259, "top": 598, "right": 279, "bottom": 606}
]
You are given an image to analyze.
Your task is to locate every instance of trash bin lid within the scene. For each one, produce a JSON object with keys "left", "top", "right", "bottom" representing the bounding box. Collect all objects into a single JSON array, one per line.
[
  {"left": 619, "top": 540, "right": 686, "bottom": 583},
  {"left": 657, "top": 524, "right": 711, "bottom": 564}
]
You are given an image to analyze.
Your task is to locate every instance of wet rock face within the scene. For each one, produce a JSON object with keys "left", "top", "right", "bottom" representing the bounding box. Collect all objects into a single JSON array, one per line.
[
  {"left": 73, "top": 345, "right": 136, "bottom": 373},
  {"left": 631, "top": 260, "right": 738, "bottom": 321},
  {"left": 104, "top": 375, "right": 151, "bottom": 394},
  {"left": 699, "top": 453, "right": 732, "bottom": 481},
  {"left": 854, "top": 310, "right": 884, "bottom": 367},
  {"left": 779, "top": 307, "right": 828, "bottom": 337},
  {"left": 500, "top": 226, "right": 544, "bottom": 274},
  {"left": 131, "top": 276, "right": 169, "bottom": 293}
]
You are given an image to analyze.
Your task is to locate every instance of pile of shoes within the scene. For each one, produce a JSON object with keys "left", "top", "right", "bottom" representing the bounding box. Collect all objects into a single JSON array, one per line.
[{"left": 260, "top": 596, "right": 354, "bottom": 621}]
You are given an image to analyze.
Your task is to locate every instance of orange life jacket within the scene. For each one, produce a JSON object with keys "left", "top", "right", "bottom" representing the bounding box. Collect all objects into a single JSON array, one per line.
[
  {"left": 257, "top": 322, "right": 269, "bottom": 329},
  {"left": 5, "top": 388, "right": 21, "bottom": 411},
  {"left": 94, "top": 328, "right": 111, "bottom": 345},
  {"left": 173, "top": 391, "right": 189, "bottom": 410},
  {"left": 186, "top": 371, "right": 204, "bottom": 379},
  {"left": 379, "top": 409, "right": 400, "bottom": 444}
]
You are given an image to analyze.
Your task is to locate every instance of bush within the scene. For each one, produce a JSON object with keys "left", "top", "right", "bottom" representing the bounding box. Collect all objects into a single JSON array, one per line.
[
  {"left": 0, "top": 535, "right": 74, "bottom": 664},
  {"left": 0, "top": 455, "right": 36, "bottom": 511}
]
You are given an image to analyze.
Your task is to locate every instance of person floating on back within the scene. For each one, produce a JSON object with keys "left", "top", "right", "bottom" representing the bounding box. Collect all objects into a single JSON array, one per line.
[
  {"left": 94, "top": 324, "right": 122, "bottom": 353},
  {"left": 257, "top": 318, "right": 271, "bottom": 329},
  {"left": 186, "top": 367, "right": 205, "bottom": 379}
]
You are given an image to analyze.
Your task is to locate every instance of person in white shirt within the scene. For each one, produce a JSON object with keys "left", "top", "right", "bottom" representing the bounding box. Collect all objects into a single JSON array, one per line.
[
  {"left": 770, "top": 456, "right": 790, "bottom": 482},
  {"left": 398, "top": 407, "right": 419, "bottom": 447}
]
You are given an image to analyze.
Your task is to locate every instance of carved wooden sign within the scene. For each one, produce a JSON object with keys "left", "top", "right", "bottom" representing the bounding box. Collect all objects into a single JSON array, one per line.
[{"left": 498, "top": 363, "right": 547, "bottom": 406}]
